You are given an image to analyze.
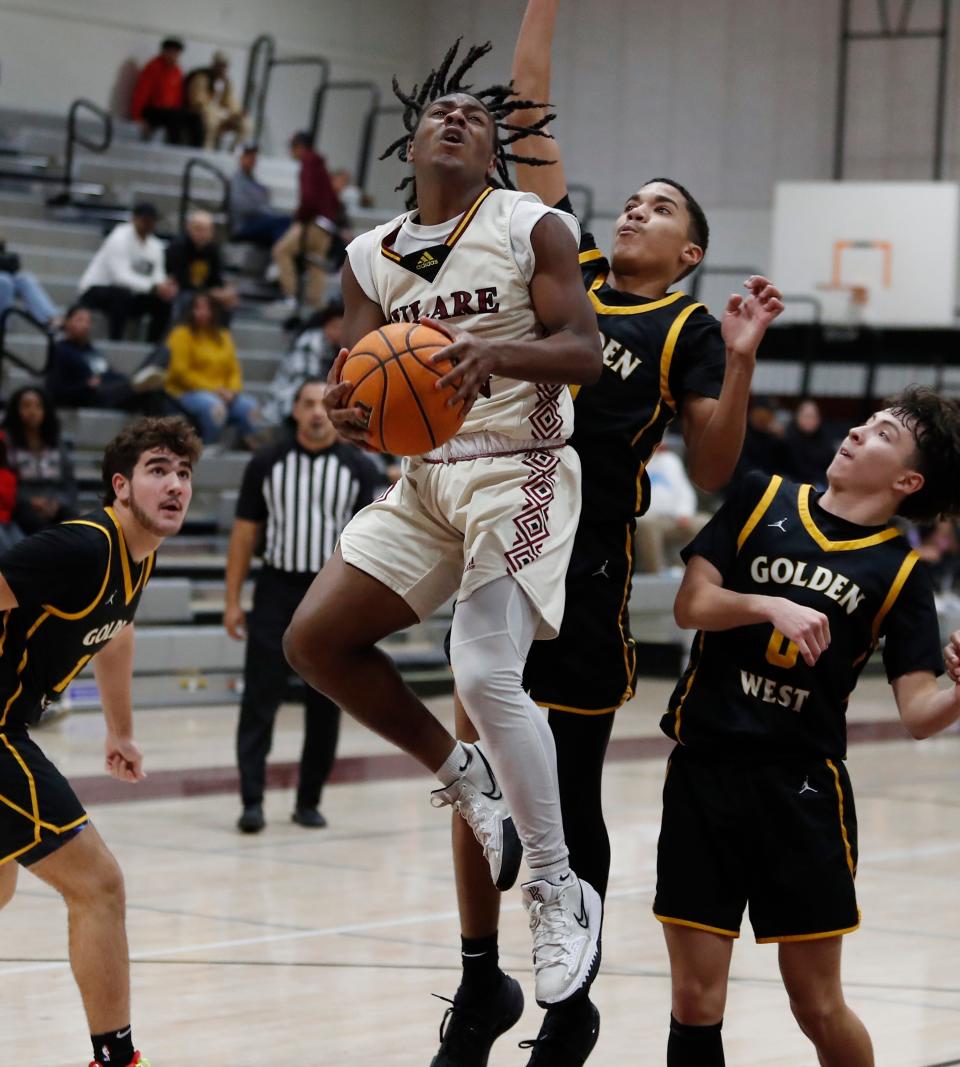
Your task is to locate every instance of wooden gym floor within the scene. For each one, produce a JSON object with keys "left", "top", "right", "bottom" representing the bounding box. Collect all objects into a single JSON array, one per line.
[{"left": 2, "top": 676, "right": 959, "bottom": 1066}]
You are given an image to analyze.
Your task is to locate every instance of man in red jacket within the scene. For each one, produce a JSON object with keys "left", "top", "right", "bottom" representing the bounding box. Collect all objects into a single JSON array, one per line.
[
  {"left": 270, "top": 131, "right": 344, "bottom": 315},
  {"left": 130, "top": 37, "right": 203, "bottom": 147}
]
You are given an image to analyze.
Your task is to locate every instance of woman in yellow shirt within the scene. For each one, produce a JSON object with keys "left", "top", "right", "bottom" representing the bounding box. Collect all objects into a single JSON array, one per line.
[{"left": 165, "top": 292, "right": 260, "bottom": 444}]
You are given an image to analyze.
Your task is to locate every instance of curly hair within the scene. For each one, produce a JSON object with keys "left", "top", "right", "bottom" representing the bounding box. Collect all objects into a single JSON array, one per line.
[
  {"left": 379, "top": 38, "right": 556, "bottom": 208},
  {"left": 887, "top": 386, "right": 960, "bottom": 521},
  {"left": 101, "top": 416, "right": 202, "bottom": 506}
]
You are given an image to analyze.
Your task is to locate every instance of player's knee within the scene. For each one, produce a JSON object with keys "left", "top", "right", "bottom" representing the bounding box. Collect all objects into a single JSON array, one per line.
[
  {"left": 671, "top": 976, "right": 726, "bottom": 1027},
  {"left": 449, "top": 647, "right": 520, "bottom": 715},
  {"left": 283, "top": 613, "right": 334, "bottom": 682},
  {"left": 788, "top": 992, "right": 845, "bottom": 1044},
  {"left": 61, "top": 847, "right": 125, "bottom": 913}
]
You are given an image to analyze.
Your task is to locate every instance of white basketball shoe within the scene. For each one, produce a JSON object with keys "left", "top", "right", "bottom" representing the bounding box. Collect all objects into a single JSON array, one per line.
[
  {"left": 522, "top": 873, "right": 602, "bottom": 1006},
  {"left": 431, "top": 742, "right": 522, "bottom": 891}
]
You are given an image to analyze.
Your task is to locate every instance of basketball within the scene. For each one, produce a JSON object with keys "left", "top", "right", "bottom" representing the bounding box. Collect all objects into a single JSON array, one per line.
[{"left": 341, "top": 321, "right": 466, "bottom": 455}]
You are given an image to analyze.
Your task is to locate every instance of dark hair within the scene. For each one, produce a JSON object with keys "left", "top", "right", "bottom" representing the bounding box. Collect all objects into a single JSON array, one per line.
[
  {"left": 886, "top": 386, "right": 960, "bottom": 521},
  {"left": 641, "top": 176, "right": 709, "bottom": 281},
  {"left": 183, "top": 290, "right": 222, "bottom": 332},
  {"left": 64, "top": 303, "right": 87, "bottom": 322},
  {"left": 380, "top": 38, "right": 555, "bottom": 209},
  {"left": 101, "top": 416, "right": 201, "bottom": 506},
  {"left": 161, "top": 37, "right": 184, "bottom": 52},
  {"left": 300, "top": 297, "right": 344, "bottom": 334},
  {"left": 132, "top": 201, "right": 159, "bottom": 220},
  {"left": 292, "top": 376, "right": 328, "bottom": 405},
  {"left": 290, "top": 131, "right": 313, "bottom": 150},
  {"left": 3, "top": 385, "right": 60, "bottom": 448}
]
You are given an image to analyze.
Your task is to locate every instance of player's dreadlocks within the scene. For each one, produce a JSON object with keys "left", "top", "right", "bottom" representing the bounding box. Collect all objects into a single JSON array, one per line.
[{"left": 380, "top": 39, "right": 555, "bottom": 208}]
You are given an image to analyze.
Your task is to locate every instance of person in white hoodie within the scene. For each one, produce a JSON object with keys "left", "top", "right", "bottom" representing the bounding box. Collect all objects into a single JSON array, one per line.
[{"left": 79, "top": 203, "right": 178, "bottom": 342}]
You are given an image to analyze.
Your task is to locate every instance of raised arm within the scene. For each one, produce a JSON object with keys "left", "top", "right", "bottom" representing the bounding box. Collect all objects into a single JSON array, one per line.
[
  {"left": 674, "top": 555, "right": 831, "bottom": 668},
  {"left": 681, "top": 277, "right": 784, "bottom": 491},
  {"left": 509, "top": 0, "right": 567, "bottom": 206}
]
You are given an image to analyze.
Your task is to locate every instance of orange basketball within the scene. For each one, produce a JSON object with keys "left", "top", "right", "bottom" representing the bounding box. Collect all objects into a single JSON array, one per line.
[{"left": 341, "top": 322, "right": 466, "bottom": 455}]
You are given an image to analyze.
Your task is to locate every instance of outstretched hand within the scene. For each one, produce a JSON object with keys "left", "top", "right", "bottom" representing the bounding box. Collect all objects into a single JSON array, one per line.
[{"left": 721, "top": 275, "right": 785, "bottom": 358}]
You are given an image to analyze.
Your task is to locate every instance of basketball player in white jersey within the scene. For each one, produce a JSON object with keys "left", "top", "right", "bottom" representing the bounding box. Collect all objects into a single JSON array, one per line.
[{"left": 284, "top": 42, "right": 604, "bottom": 1010}]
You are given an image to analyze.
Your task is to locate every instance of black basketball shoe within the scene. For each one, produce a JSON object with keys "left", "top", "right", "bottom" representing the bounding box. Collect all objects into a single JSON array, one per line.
[
  {"left": 429, "top": 974, "right": 524, "bottom": 1067},
  {"left": 519, "top": 999, "right": 600, "bottom": 1066}
]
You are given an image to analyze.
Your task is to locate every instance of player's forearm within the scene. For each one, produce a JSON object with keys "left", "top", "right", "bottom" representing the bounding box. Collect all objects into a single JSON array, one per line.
[
  {"left": 493, "top": 329, "right": 601, "bottom": 387},
  {"left": 224, "top": 524, "right": 257, "bottom": 608},
  {"left": 511, "top": 0, "right": 559, "bottom": 111},
  {"left": 898, "top": 675, "right": 960, "bottom": 739},
  {"left": 93, "top": 626, "right": 136, "bottom": 739},
  {"left": 686, "top": 357, "right": 754, "bottom": 491},
  {"left": 675, "top": 580, "right": 775, "bottom": 632}
]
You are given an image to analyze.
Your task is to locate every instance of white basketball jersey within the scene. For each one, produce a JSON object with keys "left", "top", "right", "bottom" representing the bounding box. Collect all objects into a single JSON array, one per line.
[{"left": 364, "top": 187, "right": 574, "bottom": 443}]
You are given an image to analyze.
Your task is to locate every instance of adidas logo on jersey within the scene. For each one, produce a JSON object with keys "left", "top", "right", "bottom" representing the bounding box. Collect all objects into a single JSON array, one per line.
[{"left": 416, "top": 250, "right": 439, "bottom": 270}]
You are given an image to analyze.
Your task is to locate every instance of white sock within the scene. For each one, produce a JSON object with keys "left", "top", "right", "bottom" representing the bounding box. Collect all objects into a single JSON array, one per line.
[
  {"left": 435, "top": 740, "right": 471, "bottom": 787},
  {"left": 527, "top": 857, "right": 573, "bottom": 885}
]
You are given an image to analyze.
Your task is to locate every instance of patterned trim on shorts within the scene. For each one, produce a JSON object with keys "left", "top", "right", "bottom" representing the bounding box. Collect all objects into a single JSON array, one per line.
[{"left": 505, "top": 449, "right": 560, "bottom": 574}]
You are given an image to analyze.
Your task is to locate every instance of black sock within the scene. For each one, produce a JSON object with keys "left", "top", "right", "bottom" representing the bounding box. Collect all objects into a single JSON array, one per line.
[
  {"left": 545, "top": 994, "right": 595, "bottom": 1027},
  {"left": 460, "top": 933, "right": 502, "bottom": 995},
  {"left": 667, "top": 1015, "right": 724, "bottom": 1067},
  {"left": 91, "top": 1025, "right": 135, "bottom": 1066}
]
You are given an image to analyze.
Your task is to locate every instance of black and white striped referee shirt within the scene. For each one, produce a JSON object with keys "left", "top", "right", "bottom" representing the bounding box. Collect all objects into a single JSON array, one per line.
[{"left": 235, "top": 437, "right": 382, "bottom": 574}]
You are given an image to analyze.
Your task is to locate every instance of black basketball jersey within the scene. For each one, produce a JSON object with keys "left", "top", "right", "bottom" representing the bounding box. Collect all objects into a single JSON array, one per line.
[
  {"left": 569, "top": 226, "right": 726, "bottom": 521},
  {"left": 660, "top": 473, "right": 943, "bottom": 759},
  {"left": 0, "top": 508, "right": 155, "bottom": 727}
]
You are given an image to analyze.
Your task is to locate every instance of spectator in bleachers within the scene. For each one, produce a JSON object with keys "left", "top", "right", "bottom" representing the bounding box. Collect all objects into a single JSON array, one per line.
[
  {"left": 229, "top": 144, "right": 291, "bottom": 248},
  {"left": 269, "top": 132, "right": 343, "bottom": 316},
  {"left": 46, "top": 305, "right": 166, "bottom": 412},
  {"left": 78, "top": 203, "right": 178, "bottom": 342},
  {"left": 130, "top": 36, "right": 203, "bottom": 147},
  {"left": 0, "top": 240, "right": 61, "bottom": 329},
  {"left": 261, "top": 298, "right": 343, "bottom": 424},
  {"left": 784, "top": 397, "right": 835, "bottom": 489},
  {"left": 634, "top": 442, "right": 709, "bottom": 574},
  {"left": 0, "top": 431, "right": 22, "bottom": 553},
  {"left": 165, "top": 209, "right": 239, "bottom": 318},
  {"left": 2, "top": 386, "right": 76, "bottom": 534},
  {"left": 163, "top": 292, "right": 260, "bottom": 446},
  {"left": 185, "top": 50, "right": 250, "bottom": 150},
  {"left": 729, "top": 394, "right": 793, "bottom": 489}
]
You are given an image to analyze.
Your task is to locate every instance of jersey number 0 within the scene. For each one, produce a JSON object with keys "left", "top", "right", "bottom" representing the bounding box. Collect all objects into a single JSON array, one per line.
[{"left": 765, "top": 628, "right": 800, "bottom": 669}]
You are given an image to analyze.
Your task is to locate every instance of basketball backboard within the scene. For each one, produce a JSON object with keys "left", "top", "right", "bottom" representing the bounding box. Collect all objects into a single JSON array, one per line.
[{"left": 770, "top": 182, "right": 959, "bottom": 327}]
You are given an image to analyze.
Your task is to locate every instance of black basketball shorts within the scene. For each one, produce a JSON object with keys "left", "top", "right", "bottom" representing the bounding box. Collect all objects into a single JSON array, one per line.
[
  {"left": 0, "top": 728, "right": 88, "bottom": 867},
  {"left": 654, "top": 746, "right": 860, "bottom": 942},
  {"left": 522, "top": 520, "right": 638, "bottom": 715}
]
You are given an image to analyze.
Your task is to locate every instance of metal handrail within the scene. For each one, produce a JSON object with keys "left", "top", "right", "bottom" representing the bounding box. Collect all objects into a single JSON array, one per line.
[
  {"left": 688, "top": 264, "right": 763, "bottom": 301},
  {"left": 0, "top": 307, "right": 54, "bottom": 391},
  {"left": 179, "top": 158, "right": 230, "bottom": 231},
  {"left": 311, "top": 80, "right": 380, "bottom": 185},
  {"left": 357, "top": 103, "right": 404, "bottom": 194},
  {"left": 242, "top": 33, "right": 331, "bottom": 146},
  {"left": 48, "top": 98, "right": 112, "bottom": 206},
  {"left": 242, "top": 34, "right": 275, "bottom": 118}
]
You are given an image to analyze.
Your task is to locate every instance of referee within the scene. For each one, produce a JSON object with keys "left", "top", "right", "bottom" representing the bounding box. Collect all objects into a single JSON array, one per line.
[{"left": 224, "top": 378, "right": 381, "bottom": 832}]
